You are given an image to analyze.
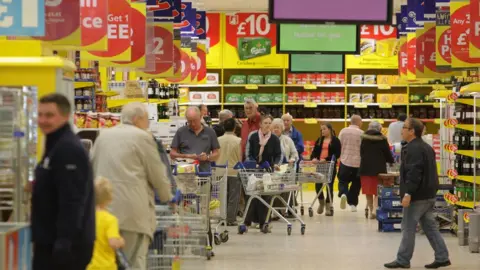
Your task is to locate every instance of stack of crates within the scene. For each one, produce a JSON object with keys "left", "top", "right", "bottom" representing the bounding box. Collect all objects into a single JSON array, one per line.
[{"left": 377, "top": 185, "right": 403, "bottom": 232}]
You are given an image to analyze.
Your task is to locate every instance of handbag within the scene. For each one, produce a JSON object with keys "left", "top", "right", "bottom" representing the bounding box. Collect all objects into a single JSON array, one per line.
[{"left": 116, "top": 249, "right": 131, "bottom": 270}]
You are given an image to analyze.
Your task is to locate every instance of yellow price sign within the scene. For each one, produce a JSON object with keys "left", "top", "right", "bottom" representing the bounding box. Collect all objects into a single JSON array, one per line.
[
  {"left": 372, "top": 119, "right": 384, "bottom": 124},
  {"left": 432, "top": 84, "right": 447, "bottom": 90},
  {"left": 378, "top": 103, "right": 392, "bottom": 109},
  {"left": 354, "top": 103, "right": 368, "bottom": 108},
  {"left": 377, "top": 84, "right": 392, "bottom": 90},
  {"left": 303, "top": 84, "right": 317, "bottom": 90},
  {"left": 304, "top": 102, "right": 317, "bottom": 108},
  {"left": 433, "top": 103, "right": 442, "bottom": 108},
  {"left": 304, "top": 118, "right": 318, "bottom": 124},
  {"left": 245, "top": 84, "right": 258, "bottom": 90}
]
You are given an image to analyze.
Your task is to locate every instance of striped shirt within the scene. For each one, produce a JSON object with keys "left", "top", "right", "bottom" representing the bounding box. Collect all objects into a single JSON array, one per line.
[{"left": 338, "top": 125, "right": 363, "bottom": 168}]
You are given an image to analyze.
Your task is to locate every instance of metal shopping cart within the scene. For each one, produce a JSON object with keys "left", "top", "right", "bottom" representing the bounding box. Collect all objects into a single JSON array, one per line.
[
  {"left": 235, "top": 161, "right": 305, "bottom": 236},
  {"left": 296, "top": 159, "right": 336, "bottom": 217},
  {"left": 209, "top": 165, "right": 229, "bottom": 246}
]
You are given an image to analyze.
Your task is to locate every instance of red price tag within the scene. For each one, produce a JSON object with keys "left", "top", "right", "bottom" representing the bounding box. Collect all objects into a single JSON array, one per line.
[
  {"left": 437, "top": 28, "right": 452, "bottom": 64},
  {"left": 399, "top": 37, "right": 408, "bottom": 76},
  {"left": 451, "top": 3, "right": 480, "bottom": 64},
  {"left": 113, "top": 4, "right": 146, "bottom": 65},
  {"left": 225, "top": 13, "right": 276, "bottom": 48},
  {"left": 81, "top": 0, "right": 108, "bottom": 48},
  {"left": 444, "top": 192, "right": 459, "bottom": 205},
  {"left": 360, "top": 25, "right": 397, "bottom": 40},
  {"left": 206, "top": 13, "right": 220, "bottom": 47},
  {"left": 407, "top": 35, "right": 417, "bottom": 75},
  {"left": 447, "top": 169, "right": 458, "bottom": 179},
  {"left": 38, "top": 0, "right": 80, "bottom": 41}
]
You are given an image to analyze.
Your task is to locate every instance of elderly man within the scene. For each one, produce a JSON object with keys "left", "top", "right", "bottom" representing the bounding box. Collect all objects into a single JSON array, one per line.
[
  {"left": 241, "top": 99, "right": 261, "bottom": 157},
  {"left": 385, "top": 118, "right": 450, "bottom": 269},
  {"left": 91, "top": 102, "right": 173, "bottom": 270},
  {"left": 282, "top": 114, "right": 305, "bottom": 159},
  {"left": 338, "top": 115, "right": 363, "bottom": 212},
  {"left": 213, "top": 109, "right": 233, "bottom": 137}
]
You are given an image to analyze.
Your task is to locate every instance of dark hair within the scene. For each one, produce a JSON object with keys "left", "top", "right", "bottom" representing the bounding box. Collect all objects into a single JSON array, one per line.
[
  {"left": 397, "top": 113, "right": 407, "bottom": 122},
  {"left": 39, "top": 93, "right": 71, "bottom": 116},
  {"left": 321, "top": 122, "right": 336, "bottom": 137},
  {"left": 223, "top": 118, "right": 236, "bottom": 132},
  {"left": 408, "top": 118, "right": 424, "bottom": 138},
  {"left": 198, "top": 104, "right": 207, "bottom": 110},
  {"left": 260, "top": 114, "right": 274, "bottom": 122}
]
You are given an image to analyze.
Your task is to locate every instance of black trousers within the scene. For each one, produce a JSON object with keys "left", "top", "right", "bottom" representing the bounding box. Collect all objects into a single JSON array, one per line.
[
  {"left": 337, "top": 163, "right": 361, "bottom": 206},
  {"left": 244, "top": 196, "right": 270, "bottom": 226},
  {"left": 316, "top": 167, "right": 337, "bottom": 203},
  {"left": 33, "top": 243, "right": 93, "bottom": 270}
]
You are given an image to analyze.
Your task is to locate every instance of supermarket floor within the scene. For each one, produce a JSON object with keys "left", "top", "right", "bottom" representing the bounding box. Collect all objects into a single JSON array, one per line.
[{"left": 203, "top": 192, "right": 480, "bottom": 270}]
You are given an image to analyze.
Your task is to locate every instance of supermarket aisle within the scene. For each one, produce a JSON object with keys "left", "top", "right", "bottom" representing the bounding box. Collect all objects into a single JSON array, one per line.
[{"left": 205, "top": 194, "right": 480, "bottom": 270}]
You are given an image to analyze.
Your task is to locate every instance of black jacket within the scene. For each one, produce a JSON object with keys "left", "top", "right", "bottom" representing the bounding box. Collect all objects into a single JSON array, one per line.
[
  {"left": 310, "top": 136, "right": 341, "bottom": 162},
  {"left": 213, "top": 123, "right": 225, "bottom": 138},
  {"left": 359, "top": 130, "right": 394, "bottom": 176},
  {"left": 31, "top": 124, "right": 95, "bottom": 246},
  {"left": 248, "top": 131, "right": 282, "bottom": 167},
  {"left": 400, "top": 138, "right": 439, "bottom": 201}
]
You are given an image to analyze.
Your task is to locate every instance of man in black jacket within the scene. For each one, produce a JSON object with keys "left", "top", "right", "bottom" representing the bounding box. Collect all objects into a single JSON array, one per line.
[
  {"left": 385, "top": 118, "right": 450, "bottom": 269},
  {"left": 31, "top": 93, "right": 95, "bottom": 270}
]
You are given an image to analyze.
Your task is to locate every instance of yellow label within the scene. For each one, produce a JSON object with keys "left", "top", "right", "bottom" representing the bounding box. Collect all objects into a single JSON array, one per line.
[
  {"left": 304, "top": 102, "right": 317, "bottom": 108},
  {"left": 378, "top": 103, "right": 392, "bottom": 108},
  {"left": 432, "top": 84, "right": 447, "bottom": 90},
  {"left": 433, "top": 103, "right": 442, "bottom": 108},
  {"left": 372, "top": 119, "right": 384, "bottom": 124},
  {"left": 304, "top": 118, "right": 318, "bottom": 124},
  {"left": 245, "top": 84, "right": 258, "bottom": 90},
  {"left": 304, "top": 84, "right": 317, "bottom": 90},
  {"left": 354, "top": 103, "right": 368, "bottom": 108},
  {"left": 434, "top": 119, "right": 442, "bottom": 124},
  {"left": 377, "top": 84, "right": 391, "bottom": 90}
]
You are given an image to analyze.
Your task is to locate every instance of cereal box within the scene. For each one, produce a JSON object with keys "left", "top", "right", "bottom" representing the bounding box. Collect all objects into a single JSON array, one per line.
[{"left": 364, "top": 75, "right": 376, "bottom": 84}]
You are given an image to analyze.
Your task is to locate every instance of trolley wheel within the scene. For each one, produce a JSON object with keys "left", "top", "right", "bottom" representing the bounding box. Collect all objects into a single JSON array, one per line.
[
  {"left": 220, "top": 232, "right": 229, "bottom": 243},
  {"left": 238, "top": 224, "right": 247, "bottom": 235},
  {"left": 301, "top": 225, "right": 306, "bottom": 235},
  {"left": 214, "top": 235, "right": 221, "bottom": 246},
  {"left": 287, "top": 226, "right": 292, "bottom": 236},
  {"left": 206, "top": 251, "right": 213, "bottom": 260},
  {"left": 261, "top": 224, "right": 269, "bottom": 234},
  {"left": 308, "top": 207, "right": 313, "bottom": 217},
  {"left": 300, "top": 206, "right": 304, "bottom": 216}
]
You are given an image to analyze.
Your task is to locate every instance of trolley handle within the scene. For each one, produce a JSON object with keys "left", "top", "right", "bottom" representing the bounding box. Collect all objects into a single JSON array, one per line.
[{"left": 210, "top": 162, "right": 228, "bottom": 168}]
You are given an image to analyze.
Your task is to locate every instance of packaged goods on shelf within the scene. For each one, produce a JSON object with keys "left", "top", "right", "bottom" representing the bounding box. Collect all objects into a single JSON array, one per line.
[
  {"left": 75, "top": 112, "right": 120, "bottom": 129},
  {"left": 237, "top": 37, "right": 272, "bottom": 60},
  {"left": 203, "top": 92, "right": 220, "bottom": 103},
  {"left": 206, "top": 73, "right": 219, "bottom": 84},
  {"left": 189, "top": 92, "right": 204, "bottom": 103},
  {"left": 377, "top": 94, "right": 394, "bottom": 103},
  {"left": 349, "top": 93, "right": 361, "bottom": 103},
  {"left": 247, "top": 75, "right": 264, "bottom": 84},
  {"left": 225, "top": 93, "right": 243, "bottom": 103},
  {"left": 331, "top": 74, "right": 346, "bottom": 84},
  {"left": 351, "top": 75, "right": 363, "bottom": 84},
  {"left": 257, "top": 94, "right": 273, "bottom": 103},
  {"left": 410, "top": 94, "right": 432, "bottom": 103},
  {"left": 392, "top": 94, "right": 408, "bottom": 103},
  {"left": 286, "top": 73, "right": 345, "bottom": 85},
  {"left": 229, "top": 75, "right": 247, "bottom": 84},
  {"left": 75, "top": 68, "right": 97, "bottom": 81},
  {"left": 272, "top": 94, "right": 283, "bottom": 103},
  {"left": 364, "top": 75, "right": 376, "bottom": 85},
  {"left": 179, "top": 88, "right": 189, "bottom": 103},
  {"left": 362, "top": 94, "right": 374, "bottom": 103},
  {"left": 242, "top": 93, "right": 257, "bottom": 102},
  {"left": 265, "top": 75, "right": 281, "bottom": 84},
  {"left": 347, "top": 108, "right": 405, "bottom": 119}
]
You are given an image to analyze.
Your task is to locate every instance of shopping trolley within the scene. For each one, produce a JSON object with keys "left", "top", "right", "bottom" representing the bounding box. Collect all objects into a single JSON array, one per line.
[
  {"left": 296, "top": 158, "right": 336, "bottom": 217},
  {"left": 234, "top": 161, "right": 305, "bottom": 236},
  {"left": 209, "top": 164, "right": 229, "bottom": 246}
]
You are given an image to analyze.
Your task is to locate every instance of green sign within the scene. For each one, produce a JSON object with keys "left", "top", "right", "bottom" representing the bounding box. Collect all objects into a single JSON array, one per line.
[
  {"left": 289, "top": 54, "right": 345, "bottom": 73},
  {"left": 277, "top": 24, "right": 360, "bottom": 54}
]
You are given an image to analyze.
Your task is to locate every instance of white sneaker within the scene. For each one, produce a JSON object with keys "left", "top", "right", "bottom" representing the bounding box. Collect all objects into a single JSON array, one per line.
[
  {"left": 340, "top": 194, "right": 347, "bottom": 210},
  {"left": 350, "top": 205, "right": 357, "bottom": 212}
]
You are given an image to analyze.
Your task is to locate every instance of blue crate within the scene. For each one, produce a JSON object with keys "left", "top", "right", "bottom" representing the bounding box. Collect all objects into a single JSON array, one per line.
[
  {"left": 378, "top": 186, "right": 401, "bottom": 199},
  {"left": 379, "top": 198, "right": 403, "bottom": 211},
  {"left": 378, "top": 220, "right": 402, "bottom": 232},
  {"left": 376, "top": 209, "right": 403, "bottom": 221}
]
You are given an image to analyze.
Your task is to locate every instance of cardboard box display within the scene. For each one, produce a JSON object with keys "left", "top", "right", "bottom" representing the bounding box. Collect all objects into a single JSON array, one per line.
[
  {"left": 206, "top": 73, "right": 219, "bottom": 84},
  {"left": 203, "top": 92, "right": 220, "bottom": 103},
  {"left": 377, "top": 75, "right": 390, "bottom": 85},
  {"left": 257, "top": 93, "right": 273, "bottom": 103},
  {"left": 189, "top": 92, "right": 204, "bottom": 103},
  {"left": 331, "top": 92, "right": 345, "bottom": 103},
  {"left": 393, "top": 94, "right": 408, "bottom": 103},
  {"left": 225, "top": 93, "right": 243, "bottom": 103},
  {"left": 247, "top": 75, "right": 264, "bottom": 84},
  {"left": 362, "top": 94, "right": 374, "bottom": 103},
  {"left": 179, "top": 87, "right": 189, "bottom": 103},
  {"left": 287, "top": 92, "right": 299, "bottom": 102},
  {"left": 229, "top": 75, "right": 247, "bottom": 84},
  {"left": 331, "top": 74, "right": 345, "bottom": 84},
  {"left": 265, "top": 75, "right": 281, "bottom": 84},
  {"left": 242, "top": 93, "right": 257, "bottom": 102},
  {"left": 351, "top": 75, "right": 363, "bottom": 84},
  {"left": 272, "top": 93, "right": 283, "bottom": 103},
  {"left": 349, "top": 93, "right": 361, "bottom": 103},
  {"left": 377, "top": 94, "right": 394, "bottom": 103},
  {"left": 364, "top": 75, "right": 376, "bottom": 84}
]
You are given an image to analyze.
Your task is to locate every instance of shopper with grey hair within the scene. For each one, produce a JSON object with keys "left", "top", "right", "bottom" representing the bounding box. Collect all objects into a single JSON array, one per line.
[
  {"left": 213, "top": 109, "right": 234, "bottom": 137},
  {"left": 241, "top": 99, "right": 261, "bottom": 158},
  {"left": 91, "top": 102, "right": 174, "bottom": 269},
  {"left": 359, "top": 121, "right": 394, "bottom": 219}
]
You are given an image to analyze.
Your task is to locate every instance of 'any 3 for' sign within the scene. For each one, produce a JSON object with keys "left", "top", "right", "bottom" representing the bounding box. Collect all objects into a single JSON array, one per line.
[{"left": 0, "top": 0, "right": 45, "bottom": 36}]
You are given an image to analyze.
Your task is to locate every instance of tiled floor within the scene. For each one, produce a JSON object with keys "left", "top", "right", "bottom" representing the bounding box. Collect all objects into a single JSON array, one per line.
[{"left": 201, "top": 193, "right": 480, "bottom": 270}]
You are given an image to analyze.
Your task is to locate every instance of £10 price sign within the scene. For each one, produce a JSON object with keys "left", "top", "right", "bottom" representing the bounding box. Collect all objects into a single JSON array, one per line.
[
  {"left": 0, "top": 0, "right": 44, "bottom": 36},
  {"left": 223, "top": 13, "right": 286, "bottom": 69}
]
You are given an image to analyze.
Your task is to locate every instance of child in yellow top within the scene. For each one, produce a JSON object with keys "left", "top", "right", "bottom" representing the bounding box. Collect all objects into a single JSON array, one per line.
[{"left": 87, "top": 177, "right": 125, "bottom": 270}]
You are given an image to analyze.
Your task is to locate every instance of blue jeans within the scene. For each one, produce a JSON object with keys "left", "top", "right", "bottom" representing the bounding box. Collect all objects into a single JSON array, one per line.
[{"left": 396, "top": 199, "right": 449, "bottom": 265}]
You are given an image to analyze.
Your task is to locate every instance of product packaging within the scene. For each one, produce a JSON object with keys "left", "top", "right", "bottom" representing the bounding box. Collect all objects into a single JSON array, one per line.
[
  {"left": 377, "top": 75, "right": 390, "bottom": 85},
  {"left": 393, "top": 94, "right": 408, "bottom": 103},
  {"left": 287, "top": 73, "right": 298, "bottom": 85},
  {"left": 331, "top": 74, "right": 345, "bottom": 84},
  {"left": 287, "top": 92, "right": 299, "bottom": 103},
  {"left": 349, "top": 93, "right": 361, "bottom": 103},
  {"left": 206, "top": 73, "right": 219, "bottom": 84},
  {"left": 229, "top": 75, "right": 247, "bottom": 84},
  {"left": 242, "top": 93, "right": 257, "bottom": 102},
  {"left": 351, "top": 75, "right": 363, "bottom": 84},
  {"left": 265, "top": 75, "right": 281, "bottom": 84},
  {"left": 272, "top": 94, "right": 283, "bottom": 103},
  {"left": 364, "top": 75, "right": 377, "bottom": 84},
  {"left": 189, "top": 92, "right": 204, "bottom": 103},
  {"left": 247, "top": 75, "right": 264, "bottom": 84},
  {"left": 179, "top": 88, "right": 189, "bottom": 103},
  {"left": 225, "top": 93, "right": 243, "bottom": 103},
  {"left": 297, "top": 92, "right": 308, "bottom": 103},
  {"left": 316, "top": 74, "right": 330, "bottom": 85},
  {"left": 257, "top": 93, "right": 273, "bottom": 103},
  {"left": 237, "top": 37, "right": 272, "bottom": 60},
  {"left": 85, "top": 112, "right": 98, "bottom": 128},
  {"left": 377, "top": 94, "right": 394, "bottom": 103},
  {"left": 331, "top": 92, "right": 345, "bottom": 103},
  {"left": 362, "top": 94, "right": 374, "bottom": 103},
  {"left": 203, "top": 92, "right": 220, "bottom": 103}
]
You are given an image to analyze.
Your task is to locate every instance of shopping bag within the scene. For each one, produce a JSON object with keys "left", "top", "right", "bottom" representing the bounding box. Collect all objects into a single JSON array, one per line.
[
  {"left": 246, "top": 174, "right": 258, "bottom": 191},
  {"left": 116, "top": 249, "right": 130, "bottom": 270}
]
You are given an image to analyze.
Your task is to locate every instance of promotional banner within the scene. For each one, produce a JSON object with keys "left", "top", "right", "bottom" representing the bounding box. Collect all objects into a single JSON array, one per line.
[
  {"left": 436, "top": 8, "right": 452, "bottom": 69},
  {"left": 196, "top": 11, "right": 207, "bottom": 40},
  {"left": 346, "top": 25, "right": 399, "bottom": 69},
  {"left": 470, "top": 0, "right": 480, "bottom": 57},
  {"left": 196, "top": 43, "right": 207, "bottom": 83},
  {"left": 149, "top": 0, "right": 173, "bottom": 16},
  {"left": 451, "top": 1, "right": 480, "bottom": 68},
  {"left": 81, "top": 0, "right": 108, "bottom": 50},
  {"left": 110, "top": 2, "right": 146, "bottom": 67},
  {"left": 224, "top": 13, "right": 286, "bottom": 68},
  {"left": 400, "top": 5, "right": 408, "bottom": 36},
  {"left": 277, "top": 23, "right": 360, "bottom": 54},
  {"left": 206, "top": 13, "right": 222, "bottom": 68},
  {"left": 436, "top": 0, "right": 450, "bottom": 7},
  {"left": 398, "top": 36, "right": 408, "bottom": 78},
  {"left": 0, "top": 0, "right": 45, "bottom": 36},
  {"left": 83, "top": 0, "right": 131, "bottom": 61},
  {"left": 416, "top": 28, "right": 426, "bottom": 78},
  {"left": 424, "top": 22, "right": 455, "bottom": 77},
  {"left": 407, "top": 32, "right": 417, "bottom": 79},
  {"left": 179, "top": 2, "right": 195, "bottom": 35},
  {"left": 190, "top": 43, "right": 198, "bottom": 82},
  {"left": 424, "top": 0, "right": 436, "bottom": 21},
  {"left": 407, "top": 0, "right": 423, "bottom": 29},
  {"left": 35, "top": 0, "right": 81, "bottom": 46},
  {"left": 137, "top": 23, "right": 174, "bottom": 77},
  {"left": 172, "top": 0, "right": 181, "bottom": 24}
]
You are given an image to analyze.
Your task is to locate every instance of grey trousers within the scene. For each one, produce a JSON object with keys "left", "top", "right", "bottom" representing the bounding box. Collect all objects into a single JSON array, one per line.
[
  {"left": 121, "top": 230, "right": 150, "bottom": 270},
  {"left": 227, "top": 176, "right": 242, "bottom": 222},
  {"left": 396, "top": 199, "right": 449, "bottom": 266}
]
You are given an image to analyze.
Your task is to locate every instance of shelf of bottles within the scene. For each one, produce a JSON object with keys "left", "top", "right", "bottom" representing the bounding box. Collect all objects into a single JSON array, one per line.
[
  {"left": 146, "top": 80, "right": 180, "bottom": 121},
  {"left": 0, "top": 86, "right": 37, "bottom": 222}
]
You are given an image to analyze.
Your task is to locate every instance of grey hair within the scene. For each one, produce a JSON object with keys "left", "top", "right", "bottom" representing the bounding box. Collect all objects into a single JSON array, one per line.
[
  {"left": 219, "top": 109, "right": 233, "bottom": 122},
  {"left": 281, "top": 113, "right": 293, "bottom": 121},
  {"left": 244, "top": 98, "right": 257, "bottom": 106},
  {"left": 368, "top": 121, "right": 382, "bottom": 132},
  {"left": 121, "top": 102, "right": 147, "bottom": 124},
  {"left": 186, "top": 106, "right": 201, "bottom": 117},
  {"left": 271, "top": 118, "right": 285, "bottom": 131},
  {"left": 350, "top": 114, "right": 362, "bottom": 124}
]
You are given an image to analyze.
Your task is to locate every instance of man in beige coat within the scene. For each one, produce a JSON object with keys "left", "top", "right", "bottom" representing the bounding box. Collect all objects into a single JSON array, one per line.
[{"left": 91, "top": 102, "right": 173, "bottom": 270}]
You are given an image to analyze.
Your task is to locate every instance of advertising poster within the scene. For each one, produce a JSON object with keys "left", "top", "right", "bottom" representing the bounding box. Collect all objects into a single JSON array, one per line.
[
  {"left": 83, "top": 0, "right": 131, "bottom": 61},
  {"left": 110, "top": 2, "right": 146, "bottom": 67},
  {"left": 470, "top": 0, "right": 480, "bottom": 57},
  {"left": 178, "top": 2, "right": 195, "bottom": 35},
  {"left": 190, "top": 44, "right": 198, "bottom": 83},
  {"left": 451, "top": 0, "right": 480, "bottom": 68},
  {"left": 34, "top": 0, "right": 81, "bottom": 47},
  {"left": 80, "top": 0, "right": 108, "bottom": 50},
  {"left": 436, "top": 8, "right": 452, "bottom": 69},
  {"left": 398, "top": 36, "right": 408, "bottom": 78},
  {"left": 196, "top": 43, "right": 207, "bottom": 83},
  {"left": 407, "top": 0, "right": 423, "bottom": 29},
  {"left": 407, "top": 32, "right": 417, "bottom": 80},
  {"left": 346, "top": 25, "right": 399, "bottom": 69},
  {"left": 148, "top": 0, "right": 173, "bottom": 16},
  {"left": 423, "top": 22, "right": 457, "bottom": 78},
  {"left": 415, "top": 28, "right": 426, "bottom": 78},
  {"left": 0, "top": 0, "right": 45, "bottom": 36},
  {"left": 424, "top": 0, "right": 437, "bottom": 21},
  {"left": 196, "top": 11, "right": 207, "bottom": 40},
  {"left": 206, "top": 13, "right": 222, "bottom": 68},
  {"left": 137, "top": 23, "right": 174, "bottom": 78},
  {"left": 223, "top": 13, "right": 286, "bottom": 69}
]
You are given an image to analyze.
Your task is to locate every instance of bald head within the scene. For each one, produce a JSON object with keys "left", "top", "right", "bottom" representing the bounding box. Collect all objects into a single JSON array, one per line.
[
  {"left": 350, "top": 115, "right": 362, "bottom": 126},
  {"left": 186, "top": 106, "right": 202, "bottom": 131}
]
